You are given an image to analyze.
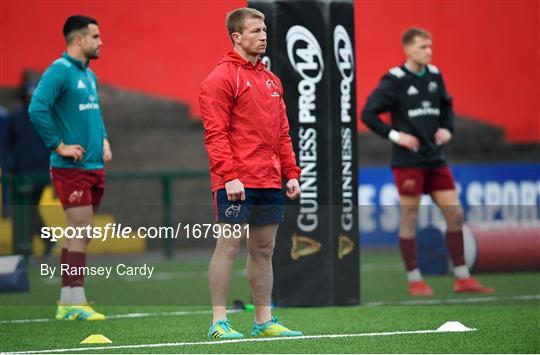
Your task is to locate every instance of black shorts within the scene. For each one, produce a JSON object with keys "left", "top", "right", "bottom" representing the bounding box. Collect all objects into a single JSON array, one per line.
[{"left": 213, "top": 188, "right": 284, "bottom": 225}]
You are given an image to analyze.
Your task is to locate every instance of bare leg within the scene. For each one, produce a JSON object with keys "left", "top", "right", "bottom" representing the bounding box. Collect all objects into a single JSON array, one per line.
[
  {"left": 397, "top": 194, "right": 431, "bottom": 290},
  {"left": 431, "top": 189, "right": 468, "bottom": 277},
  {"left": 208, "top": 224, "right": 244, "bottom": 324},
  {"left": 64, "top": 206, "right": 93, "bottom": 252},
  {"left": 430, "top": 189, "right": 463, "bottom": 232},
  {"left": 62, "top": 205, "right": 93, "bottom": 304},
  {"left": 246, "top": 224, "right": 278, "bottom": 324},
  {"left": 398, "top": 194, "right": 422, "bottom": 239},
  {"left": 430, "top": 189, "right": 494, "bottom": 293}
]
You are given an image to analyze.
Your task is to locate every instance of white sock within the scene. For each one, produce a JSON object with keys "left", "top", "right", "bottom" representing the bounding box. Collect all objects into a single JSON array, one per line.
[
  {"left": 407, "top": 268, "right": 423, "bottom": 282},
  {"left": 71, "top": 286, "right": 87, "bottom": 305},
  {"left": 59, "top": 287, "right": 71, "bottom": 304},
  {"left": 454, "top": 265, "right": 470, "bottom": 279}
]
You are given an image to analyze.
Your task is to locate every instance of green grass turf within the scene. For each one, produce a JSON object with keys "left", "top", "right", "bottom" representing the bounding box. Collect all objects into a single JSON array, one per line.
[{"left": 1, "top": 249, "right": 539, "bottom": 353}]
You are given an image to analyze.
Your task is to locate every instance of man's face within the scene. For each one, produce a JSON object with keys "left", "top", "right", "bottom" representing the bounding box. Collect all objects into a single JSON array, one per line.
[
  {"left": 404, "top": 36, "right": 432, "bottom": 65},
  {"left": 235, "top": 18, "right": 267, "bottom": 56},
  {"left": 80, "top": 24, "right": 102, "bottom": 60}
]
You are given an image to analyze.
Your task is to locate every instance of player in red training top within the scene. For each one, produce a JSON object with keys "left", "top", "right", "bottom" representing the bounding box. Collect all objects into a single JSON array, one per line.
[{"left": 200, "top": 7, "right": 303, "bottom": 339}]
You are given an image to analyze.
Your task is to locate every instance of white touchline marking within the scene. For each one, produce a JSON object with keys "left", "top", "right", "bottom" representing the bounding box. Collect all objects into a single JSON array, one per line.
[
  {"left": 35, "top": 263, "right": 400, "bottom": 283},
  {"left": 364, "top": 294, "right": 540, "bottom": 306},
  {"left": 1, "top": 294, "right": 538, "bottom": 325},
  {"left": 5, "top": 326, "right": 478, "bottom": 354},
  {"left": 39, "top": 263, "right": 402, "bottom": 285},
  {"left": 0, "top": 309, "right": 239, "bottom": 325},
  {"left": 41, "top": 270, "right": 246, "bottom": 284}
]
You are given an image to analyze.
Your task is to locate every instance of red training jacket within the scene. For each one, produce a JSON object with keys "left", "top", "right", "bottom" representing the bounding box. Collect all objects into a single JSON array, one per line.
[{"left": 199, "top": 50, "right": 301, "bottom": 191}]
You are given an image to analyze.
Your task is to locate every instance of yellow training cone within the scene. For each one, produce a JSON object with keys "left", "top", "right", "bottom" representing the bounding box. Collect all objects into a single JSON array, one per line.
[{"left": 80, "top": 334, "right": 112, "bottom": 344}]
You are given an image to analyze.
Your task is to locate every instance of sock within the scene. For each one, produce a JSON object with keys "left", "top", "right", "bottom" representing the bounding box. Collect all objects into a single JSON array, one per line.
[
  {"left": 67, "top": 251, "right": 87, "bottom": 304},
  {"left": 406, "top": 268, "right": 423, "bottom": 282},
  {"left": 59, "top": 287, "right": 71, "bottom": 305},
  {"left": 71, "top": 286, "right": 87, "bottom": 305},
  {"left": 60, "top": 248, "right": 70, "bottom": 287},
  {"left": 453, "top": 265, "right": 471, "bottom": 280},
  {"left": 445, "top": 231, "right": 466, "bottom": 268},
  {"left": 399, "top": 237, "right": 418, "bottom": 272},
  {"left": 67, "top": 251, "right": 86, "bottom": 287},
  {"left": 59, "top": 248, "right": 71, "bottom": 304}
]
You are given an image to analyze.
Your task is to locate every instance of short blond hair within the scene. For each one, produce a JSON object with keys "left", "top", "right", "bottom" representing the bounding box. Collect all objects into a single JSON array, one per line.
[
  {"left": 401, "top": 27, "right": 432, "bottom": 46},
  {"left": 226, "top": 7, "right": 265, "bottom": 40}
]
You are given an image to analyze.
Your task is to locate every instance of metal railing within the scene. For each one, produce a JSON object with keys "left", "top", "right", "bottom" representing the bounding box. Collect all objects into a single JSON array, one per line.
[{"left": 1, "top": 170, "right": 209, "bottom": 258}]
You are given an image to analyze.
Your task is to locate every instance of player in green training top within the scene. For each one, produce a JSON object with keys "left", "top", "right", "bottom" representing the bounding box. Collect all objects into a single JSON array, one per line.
[{"left": 29, "top": 15, "right": 112, "bottom": 320}]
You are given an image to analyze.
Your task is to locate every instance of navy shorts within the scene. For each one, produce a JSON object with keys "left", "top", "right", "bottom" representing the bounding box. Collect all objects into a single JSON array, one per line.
[{"left": 213, "top": 188, "right": 284, "bottom": 225}]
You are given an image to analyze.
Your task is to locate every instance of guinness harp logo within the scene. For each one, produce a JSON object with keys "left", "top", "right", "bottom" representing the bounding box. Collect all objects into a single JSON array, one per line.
[
  {"left": 291, "top": 233, "right": 321, "bottom": 260},
  {"left": 338, "top": 235, "right": 354, "bottom": 259}
]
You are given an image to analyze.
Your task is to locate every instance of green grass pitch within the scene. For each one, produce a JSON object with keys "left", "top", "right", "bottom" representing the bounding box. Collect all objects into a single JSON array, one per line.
[{"left": 1, "top": 249, "right": 539, "bottom": 353}]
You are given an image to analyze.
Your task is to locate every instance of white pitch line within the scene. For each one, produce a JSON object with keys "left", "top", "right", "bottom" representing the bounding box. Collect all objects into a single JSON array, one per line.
[
  {"left": 5, "top": 326, "right": 478, "bottom": 354},
  {"left": 0, "top": 309, "right": 239, "bottom": 325},
  {"left": 1, "top": 294, "right": 538, "bottom": 325},
  {"left": 41, "top": 270, "right": 246, "bottom": 285},
  {"left": 364, "top": 294, "right": 540, "bottom": 306}
]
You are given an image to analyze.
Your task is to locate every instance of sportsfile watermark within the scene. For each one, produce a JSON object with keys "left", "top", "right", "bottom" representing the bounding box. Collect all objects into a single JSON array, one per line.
[{"left": 40, "top": 223, "right": 250, "bottom": 242}]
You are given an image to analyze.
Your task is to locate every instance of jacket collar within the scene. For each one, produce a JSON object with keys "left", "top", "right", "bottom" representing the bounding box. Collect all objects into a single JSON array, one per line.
[
  {"left": 221, "top": 50, "right": 265, "bottom": 70},
  {"left": 62, "top": 52, "right": 89, "bottom": 69}
]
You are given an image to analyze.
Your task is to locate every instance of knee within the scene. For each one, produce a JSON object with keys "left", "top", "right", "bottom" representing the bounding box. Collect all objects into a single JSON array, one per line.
[
  {"left": 446, "top": 206, "right": 464, "bottom": 228},
  {"left": 400, "top": 206, "right": 419, "bottom": 224},
  {"left": 69, "top": 217, "right": 91, "bottom": 229},
  {"left": 250, "top": 240, "right": 275, "bottom": 259},
  {"left": 217, "top": 242, "right": 241, "bottom": 260},
  {"left": 70, "top": 222, "right": 92, "bottom": 239}
]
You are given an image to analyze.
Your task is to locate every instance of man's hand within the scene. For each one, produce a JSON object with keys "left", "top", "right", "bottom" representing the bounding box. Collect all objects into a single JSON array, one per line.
[
  {"left": 286, "top": 178, "right": 300, "bottom": 200},
  {"left": 225, "top": 178, "right": 245, "bottom": 201},
  {"left": 55, "top": 142, "right": 85, "bottom": 162},
  {"left": 103, "top": 139, "right": 112, "bottom": 163},
  {"left": 396, "top": 132, "right": 421, "bottom": 152},
  {"left": 434, "top": 128, "right": 452, "bottom": 146}
]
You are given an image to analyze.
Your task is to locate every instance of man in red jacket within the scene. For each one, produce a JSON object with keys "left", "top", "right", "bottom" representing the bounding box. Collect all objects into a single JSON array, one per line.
[{"left": 200, "top": 7, "right": 303, "bottom": 340}]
